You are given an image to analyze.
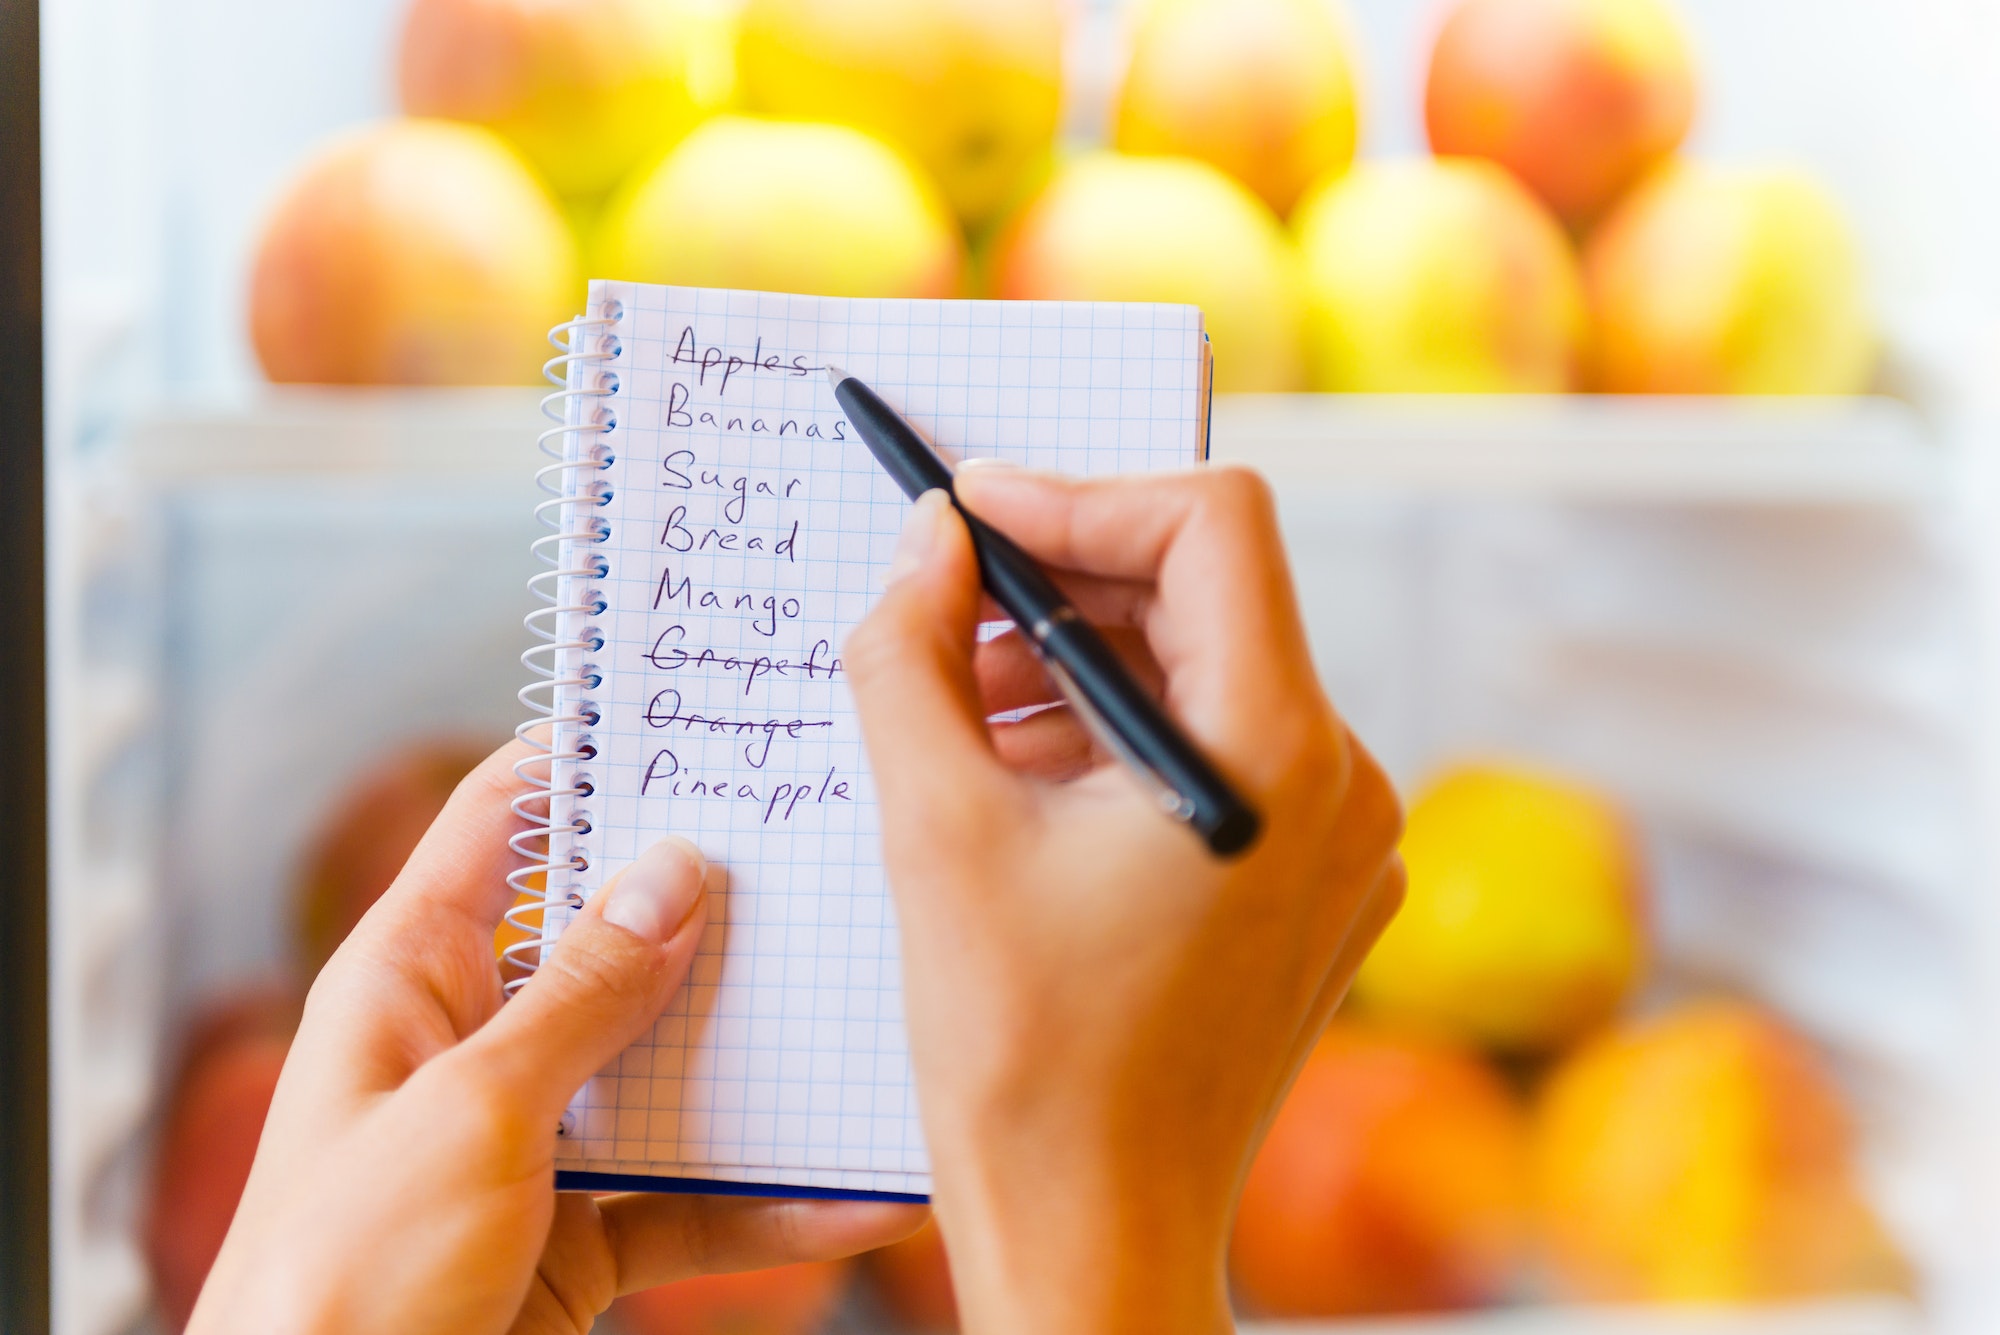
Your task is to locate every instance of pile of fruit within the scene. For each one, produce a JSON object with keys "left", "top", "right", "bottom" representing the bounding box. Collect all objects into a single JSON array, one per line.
[
  {"left": 841, "top": 765, "right": 1912, "bottom": 1333},
  {"left": 143, "top": 740, "right": 494, "bottom": 1330},
  {"left": 250, "top": 0, "right": 1876, "bottom": 397},
  {"left": 139, "top": 761, "right": 1910, "bottom": 1331}
]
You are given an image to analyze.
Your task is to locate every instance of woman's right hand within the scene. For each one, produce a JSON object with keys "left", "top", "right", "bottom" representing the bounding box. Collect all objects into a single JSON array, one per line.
[{"left": 844, "top": 465, "right": 1405, "bottom": 1335}]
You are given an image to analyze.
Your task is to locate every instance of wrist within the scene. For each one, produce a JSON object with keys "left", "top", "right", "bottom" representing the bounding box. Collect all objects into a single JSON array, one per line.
[{"left": 927, "top": 1119, "right": 1237, "bottom": 1335}]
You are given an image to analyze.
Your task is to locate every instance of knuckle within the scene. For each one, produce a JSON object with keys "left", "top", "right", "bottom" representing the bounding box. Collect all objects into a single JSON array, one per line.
[
  {"left": 675, "top": 1196, "right": 725, "bottom": 1275},
  {"left": 430, "top": 1060, "right": 541, "bottom": 1161},
  {"left": 1269, "top": 711, "right": 1351, "bottom": 810},
  {"left": 840, "top": 604, "right": 913, "bottom": 693},
  {"left": 541, "top": 925, "right": 643, "bottom": 1006},
  {"left": 1205, "top": 462, "right": 1278, "bottom": 523},
  {"left": 1342, "top": 739, "right": 1405, "bottom": 848},
  {"left": 884, "top": 789, "right": 989, "bottom": 866},
  {"left": 1376, "top": 855, "right": 1409, "bottom": 921}
]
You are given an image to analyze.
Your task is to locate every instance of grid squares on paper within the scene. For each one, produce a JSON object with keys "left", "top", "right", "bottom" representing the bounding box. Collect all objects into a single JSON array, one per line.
[{"left": 541, "top": 282, "right": 1206, "bottom": 1195}]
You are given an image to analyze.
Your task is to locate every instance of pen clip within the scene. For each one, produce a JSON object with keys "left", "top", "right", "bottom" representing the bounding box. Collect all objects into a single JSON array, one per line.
[{"left": 1040, "top": 646, "right": 1197, "bottom": 826}]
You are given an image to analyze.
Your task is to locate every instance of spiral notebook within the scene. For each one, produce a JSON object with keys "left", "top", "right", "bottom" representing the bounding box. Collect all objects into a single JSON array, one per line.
[{"left": 514, "top": 280, "right": 1212, "bottom": 1201}]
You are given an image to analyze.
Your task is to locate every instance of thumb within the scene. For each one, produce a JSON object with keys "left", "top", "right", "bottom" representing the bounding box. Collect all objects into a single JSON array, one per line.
[
  {"left": 845, "top": 488, "right": 1013, "bottom": 832},
  {"left": 453, "top": 836, "right": 710, "bottom": 1126}
]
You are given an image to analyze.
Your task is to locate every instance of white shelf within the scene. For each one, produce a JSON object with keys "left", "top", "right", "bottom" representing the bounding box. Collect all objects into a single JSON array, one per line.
[
  {"left": 1213, "top": 395, "right": 1942, "bottom": 505},
  {"left": 1241, "top": 1295, "right": 1923, "bottom": 1335},
  {"left": 124, "top": 387, "right": 548, "bottom": 480},
  {"left": 122, "top": 389, "right": 1943, "bottom": 508}
]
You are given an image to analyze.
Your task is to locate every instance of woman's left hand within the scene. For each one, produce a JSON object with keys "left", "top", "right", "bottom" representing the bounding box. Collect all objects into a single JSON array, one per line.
[{"left": 188, "top": 740, "right": 923, "bottom": 1335}]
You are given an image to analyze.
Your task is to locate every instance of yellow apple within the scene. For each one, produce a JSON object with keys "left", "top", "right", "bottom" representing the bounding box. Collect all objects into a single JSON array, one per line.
[
  {"left": 398, "top": 0, "right": 707, "bottom": 199},
  {"left": 737, "top": 0, "right": 1064, "bottom": 231},
  {"left": 594, "top": 116, "right": 964, "bottom": 299},
  {"left": 249, "top": 119, "right": 579, "bottom": 385},
  {"left": 989, "top": 152, "right": 1305, "bottom": 393},
  {"left": 1114, "top": 0, "right": 1362, "bottom": 217},
  {"left": 1426, "top": 0, "right": 1696, "bottom": 227},
  {"left": 1585, "top": 162, "right": 1876, "bottom": 394},
  {"left": 1293, "top": 157, "right": 1587, "bottom": 392},
  {"left": 1351, "top": 764, "right": 1645, "bottom": 1054},
  {"left": 1537, "top": 1000, "right": 1909, "bottom": 1302}
]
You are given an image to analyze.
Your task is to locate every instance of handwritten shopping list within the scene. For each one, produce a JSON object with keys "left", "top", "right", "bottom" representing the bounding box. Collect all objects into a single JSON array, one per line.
[{"left": 544, "top": 282, "right": 1206, "bottom": 1194}]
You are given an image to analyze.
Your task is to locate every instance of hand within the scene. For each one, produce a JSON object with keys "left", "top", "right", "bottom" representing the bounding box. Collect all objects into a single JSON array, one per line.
[
  {"left": 188, "top": 743, "right": 922, "bottom": 1335},
  {"left": 844, "top": 466, "right": 1405, "bottom": 1335}
]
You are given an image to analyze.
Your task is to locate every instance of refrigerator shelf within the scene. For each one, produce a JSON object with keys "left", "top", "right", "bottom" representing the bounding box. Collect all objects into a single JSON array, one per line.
[
  {"left": 1212, "top": 395, "right": 1940, "bottom": 506},
  {"left": 126, "top": 390, "right": 1939, "bottom": 508}
]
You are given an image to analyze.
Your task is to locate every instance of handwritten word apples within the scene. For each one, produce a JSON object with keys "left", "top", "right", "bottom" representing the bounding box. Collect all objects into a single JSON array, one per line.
[
  {"left": 1585, "top": 163, "right": 1875, "bottom": 394},
  {"left": 143, "top": 990, "right": 299, "bottom": 1331},
  {"left": 738, "top": 0, "right": 1063, "bottom": 231},
  {"left": 1113, "top": 0, "right": 1361, "bottom": 217},
  {"left": 612, "top": 1259, "right": 852, "bottom": 1335},
  {"left": 1536, "top": 1001, "right": 1908, "bottom": 1301},
  {"left": 1426, "top": 0, "right": 1695, "bottom": 227},
  {"left": 595, "top": 116, "right": 964, "bottom": 299},
  {"left": 867, "top": 1217, "right": 957, "bottom": 1331},
  {"left": 991, "top": 152, "right": 1304, "bottom": 392},
  {"left": 1232, "top": 1022, "right": 1530, "bottom": 1316},
  {"left": 250, "top": 120, "right": 578, "bottom": 385},
  {"left": 1352, "top": 765, "right": 1644, "bottom": 1055},
  {"left": 293, "top": 739, "right": 491, "bottom": 978},
  {"left": 398, "top": 0, "right": 702, "bottom": 199},
  {"left": 1293, "top": 158, "right": 1584, "bottom": 392}
]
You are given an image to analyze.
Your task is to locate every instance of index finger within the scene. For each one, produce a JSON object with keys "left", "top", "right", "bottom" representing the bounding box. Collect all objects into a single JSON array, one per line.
[
  {"left": 953, "top": 464, "right": 1331, "bottom": 783},
  {"left": 305, "top": 739, "right": 535, "bottom": 1062}
]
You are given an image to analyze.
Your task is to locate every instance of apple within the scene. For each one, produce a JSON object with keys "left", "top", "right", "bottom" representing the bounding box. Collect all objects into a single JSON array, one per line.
[
  {"left": 293, "top": 739, "right": 493, "bottom": 978},
  {"left": 1293, "top": 157, "right": 1586, "bottom": 392},
  {"left": 1113, "top": 0, "right": 1362, "bottom": 217},
  {"left": 398, "top": 0, "right": 705, "bottom": 200},
  {"left": 1232, "top": 1021, "right": 1531, "bottom": 1316},
  {"left": 143, "top": 989, "right": 299, "bottom": 1331},
  {"left": 989, "top": 151, "right": 1305, "bottom": 393},
  {"left": 866, "top": 1216, "right": 957, "bottom": 1331},
  {"left": 1351, "top": 764, "right": 1645, "bottom": 1055},
  {"left": 1584, "top": 162, "right": 1876, "bottom": 394},
  {"left": 250, "top": 119, "right": 579, "bottom": 386},
  {"left": 1536, "top": 1000, "right": 1909, "bottom": 1301},
  {"left": 737, "top": 0, "right": 1064, "bottom": 231},
  {"left": 611, "top": 1259, "right": 851, "bottom": 1334},
  {"left": 593, "top": 116, "right": 965, "bottom": 299},
  {"left": 1425, "top": 0, "right": 1696, "bottom": 227}
]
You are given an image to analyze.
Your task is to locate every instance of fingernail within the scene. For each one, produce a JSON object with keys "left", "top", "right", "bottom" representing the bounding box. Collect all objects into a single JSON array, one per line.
[
  {"left": 885, "top": 488, "right": 950, "bottom": 587},
  {"left": 602, "top": 836, "right": 707, "bottom": 944},
  {"left": 950, "top": 459, "right": 1035, "bottom": 513}
]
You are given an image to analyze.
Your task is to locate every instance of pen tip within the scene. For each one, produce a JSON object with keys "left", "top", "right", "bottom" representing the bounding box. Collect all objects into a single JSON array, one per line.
[{"left": 824, "top": 363, "right": 847, "bottom": 389}]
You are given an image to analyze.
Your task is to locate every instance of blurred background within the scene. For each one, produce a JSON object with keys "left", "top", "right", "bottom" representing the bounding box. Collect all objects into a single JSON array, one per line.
[{"left": 39, "top": 0, "right": 2000, "bottom": 1332}]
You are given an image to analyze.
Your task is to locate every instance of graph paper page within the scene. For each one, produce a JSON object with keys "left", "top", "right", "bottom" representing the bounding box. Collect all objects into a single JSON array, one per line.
[{"left": 542, "top": 281, "right": 1207, "bottom": 1198}]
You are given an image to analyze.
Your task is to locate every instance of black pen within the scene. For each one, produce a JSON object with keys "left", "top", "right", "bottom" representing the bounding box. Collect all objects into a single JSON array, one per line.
[{"left": 826, "top": 366, "right": 1262, "bottom": 858}]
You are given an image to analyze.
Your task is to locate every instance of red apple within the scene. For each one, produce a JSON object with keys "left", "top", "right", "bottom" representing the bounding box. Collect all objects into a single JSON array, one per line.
[
  {"left": 1425, "top": 0, "right": 1696, "bottom": 227},
  {"left": 293, "top": 738, "right": 493, "bottom": 978},
  {"left": 611, "top": 1260, "right": 851, "bottom": 1335},
  {"left": 143, "top": 989, "right": 299, "bottom": 1330},
  {"left": 249, "top": 119, "right": 578, "bottom": 385},
  {"left": 1112, "top": 0, "right": 1362, "bottom": 217},
  {"left": 1231, "top": 1021, "right": 1531, "bottom": 1316}
]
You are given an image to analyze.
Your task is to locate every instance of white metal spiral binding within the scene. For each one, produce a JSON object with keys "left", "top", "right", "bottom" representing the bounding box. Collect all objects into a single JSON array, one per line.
[{"left": 505, "top": 301, "right": 622, "bottom": 994}]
